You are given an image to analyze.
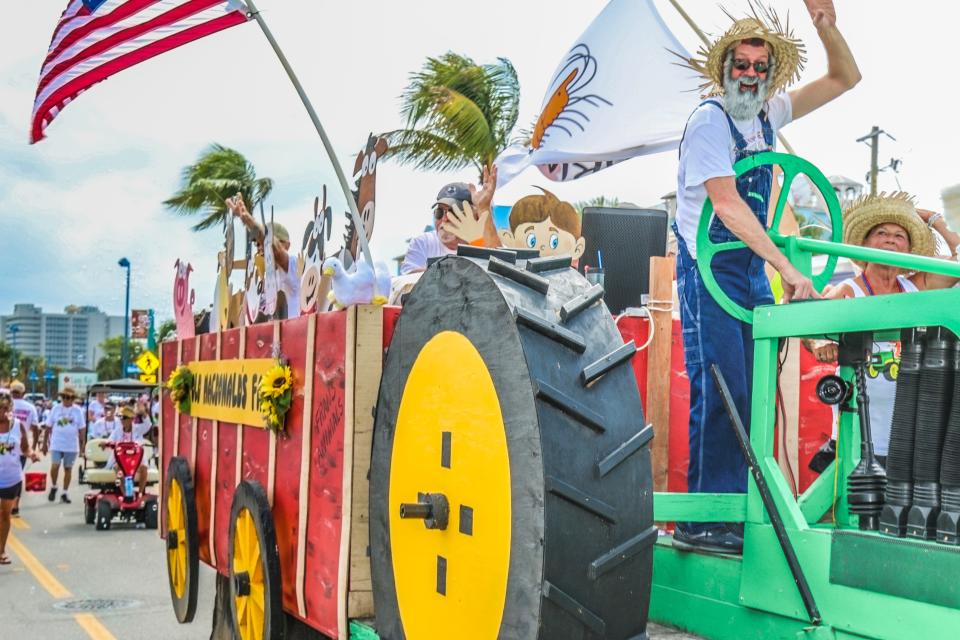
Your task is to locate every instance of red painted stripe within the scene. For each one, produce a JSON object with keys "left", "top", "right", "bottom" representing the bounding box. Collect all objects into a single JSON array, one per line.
[
  {"left": 49, "top": 2, "right": 90, "bottom": 47},
  {"left": 30, "top": 10, "right": 246, "bottom": 143},
  {"left": 42, "top": 0, "right": 159, "bottom": 72},
  {"left": 37, "top": 0, "right": 223, "bottom": 97}
]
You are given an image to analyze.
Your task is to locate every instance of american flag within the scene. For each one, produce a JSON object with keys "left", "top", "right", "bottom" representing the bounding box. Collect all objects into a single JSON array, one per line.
[{"left": 30, "top": 0, "right": 249, "bottom": 143}]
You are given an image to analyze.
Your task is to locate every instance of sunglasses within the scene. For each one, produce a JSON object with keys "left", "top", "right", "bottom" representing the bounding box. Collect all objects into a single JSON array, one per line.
[
  {"left": 60, "top": 394, "right": 76, "bottom": 399},
  {"left": 434, "top": 205, "right": 452, "bottom": 220},
  {"left": 732, "top": 59, "right": 769, "bottom": 74}
]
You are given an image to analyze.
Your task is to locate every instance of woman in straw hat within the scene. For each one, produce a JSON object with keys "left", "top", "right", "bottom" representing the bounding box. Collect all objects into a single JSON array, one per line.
[
  {"left": 673, "top": 0, "right": 861, "bottom": 555},
  {"left": 805, "top": 193, "right": 959, "bottom": 465}
]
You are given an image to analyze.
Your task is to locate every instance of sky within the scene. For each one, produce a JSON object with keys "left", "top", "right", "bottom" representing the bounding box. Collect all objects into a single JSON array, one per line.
[{"left": 2, "top": 1, "right": 958, "bottom": 323}]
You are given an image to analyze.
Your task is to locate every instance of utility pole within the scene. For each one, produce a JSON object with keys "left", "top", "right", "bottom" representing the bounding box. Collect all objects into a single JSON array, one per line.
[{"left": 856, "top": 126, "right": 896, "bottom": 196}]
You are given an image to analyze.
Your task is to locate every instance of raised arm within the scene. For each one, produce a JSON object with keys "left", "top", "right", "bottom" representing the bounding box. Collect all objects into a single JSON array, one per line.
[{"left": 788, "top": 0, "right": 861, "bottom": 120}]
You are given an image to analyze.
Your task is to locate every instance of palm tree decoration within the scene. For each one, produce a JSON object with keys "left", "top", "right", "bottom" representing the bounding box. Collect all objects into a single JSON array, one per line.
[
  {"left": 382, "top": 52, "right": 520, "bottom": 178},
  {"left": 164, "top": 144, "right": 273, "bottom": 231}
]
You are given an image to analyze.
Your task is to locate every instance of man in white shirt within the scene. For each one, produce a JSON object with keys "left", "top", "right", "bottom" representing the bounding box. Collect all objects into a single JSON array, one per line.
[
  {"left": 88, "top": 402, "right": 119, "bottom": 440},
  {"left": 102, "top": 406, "right": 149, "bottom": 498},
  {"left": 400, "top": 167, "right": 499, "bottom": 275},
  {"left": 671, "top": 0, "right": 860, "bottom": 554},
  {"left": 226, "top": 194, "right": 300, "bottom": 319},
  {"left": 42, "top": 385, "right": 86, "bottom": 504},
  {"left": 87, "top": 391, "right": 107, "bottom": 424}
]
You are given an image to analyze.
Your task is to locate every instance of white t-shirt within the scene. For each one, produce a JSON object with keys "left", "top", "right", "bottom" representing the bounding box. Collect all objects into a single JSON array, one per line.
[
  {"left": 45, "top": 404, "right": 86, "bottom": 453},
  {"left": 12, "top": 398, "right": 38, "bottom": 432},
  {"left": 89, "top": 417, "right": 120, "bottom": 440},
  {"left": 0, "top": 420, "right": 23, "bottom": 489},
  {"left": 400, "top": 231, "right": 456, "bottom": 275},
  {"left": 88, "top": 399, "right": 105, "bottom": 421},
  {"left": 675, "top": 92, "right": 793, "bottom": 259},
  {"left": 108, "top": 423, "right": 149, "bottom": 444}
]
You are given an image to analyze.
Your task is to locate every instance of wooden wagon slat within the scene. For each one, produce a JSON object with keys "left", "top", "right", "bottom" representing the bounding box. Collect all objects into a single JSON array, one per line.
[{"left": 296, "top": 313, "right": 317, "bottom": 619}]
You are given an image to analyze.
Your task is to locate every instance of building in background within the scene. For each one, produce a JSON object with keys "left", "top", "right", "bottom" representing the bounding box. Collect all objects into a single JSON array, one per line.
[{"left": 1, "top": 304, "right": 126, "bottom": 368}]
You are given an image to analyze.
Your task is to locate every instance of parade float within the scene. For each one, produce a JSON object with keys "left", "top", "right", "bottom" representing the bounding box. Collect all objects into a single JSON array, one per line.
[{"left": 157, "top": 151, "right": 960, "bottom": 640}]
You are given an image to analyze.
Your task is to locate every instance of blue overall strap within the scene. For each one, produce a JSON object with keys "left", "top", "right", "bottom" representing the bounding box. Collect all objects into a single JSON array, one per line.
[{"left": 677, "top": 99, "right": 726, "bottom": 159}]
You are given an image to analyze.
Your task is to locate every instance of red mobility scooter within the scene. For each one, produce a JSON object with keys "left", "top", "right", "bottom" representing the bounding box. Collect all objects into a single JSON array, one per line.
[{"left": 82, "top": 439, "right": 159, "bottom": 530}]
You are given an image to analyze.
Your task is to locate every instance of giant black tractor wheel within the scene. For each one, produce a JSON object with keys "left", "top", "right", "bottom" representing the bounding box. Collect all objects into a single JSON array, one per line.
[{"left": 370, "top": 252, "right": 655, "bottom": 640}]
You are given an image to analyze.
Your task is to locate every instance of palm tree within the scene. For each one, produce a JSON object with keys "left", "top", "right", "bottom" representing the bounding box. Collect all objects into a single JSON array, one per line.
[
  {"left": 164, "top": 144, "right": 273, "bottom": 231},
  {"left": 574, "top": 196, "right": 621, "bottom": 215},
  {"left": 381, "top": 52, "right": 520, "bottom": 178}
]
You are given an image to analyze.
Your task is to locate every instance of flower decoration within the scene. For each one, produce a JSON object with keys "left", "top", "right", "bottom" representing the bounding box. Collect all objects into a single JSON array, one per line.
[
  {"left": 257, "top": 360, "right": 293, "bottom": 434},
  {"left": 165, "top": 365, "right": 193, "bottom": 414}
]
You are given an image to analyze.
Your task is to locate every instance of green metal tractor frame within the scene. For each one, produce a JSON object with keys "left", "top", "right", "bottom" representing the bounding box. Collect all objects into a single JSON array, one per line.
[{"left": 650, "top": 153, "right": 960, "bottom": 640}]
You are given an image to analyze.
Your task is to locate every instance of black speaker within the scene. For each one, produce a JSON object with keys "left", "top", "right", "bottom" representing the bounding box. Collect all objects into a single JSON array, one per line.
[{"left": 579, "top": 207, "right": 669, "bottom": 314}]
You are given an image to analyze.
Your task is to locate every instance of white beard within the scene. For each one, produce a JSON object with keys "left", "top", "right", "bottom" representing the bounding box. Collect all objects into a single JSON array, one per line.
[{"left": 722, "top": 51, "right": 774, "bottom": 122}]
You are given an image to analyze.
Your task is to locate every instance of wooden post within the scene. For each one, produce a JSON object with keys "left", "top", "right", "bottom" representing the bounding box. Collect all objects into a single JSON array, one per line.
[{"left": 647, "top": 256, "right": 675, "bottom": 493}]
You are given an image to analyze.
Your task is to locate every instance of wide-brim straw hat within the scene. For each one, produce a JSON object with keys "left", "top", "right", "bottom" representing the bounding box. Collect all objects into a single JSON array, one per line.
[
  {"left": 680, "top": 3, "right": 805, "bottom": 99},
  {"left": 59, "top": 384, "right": 78, "bottom": 399},
  {"left": 842, "top": 192, "right": 934, "bottom": 269}
]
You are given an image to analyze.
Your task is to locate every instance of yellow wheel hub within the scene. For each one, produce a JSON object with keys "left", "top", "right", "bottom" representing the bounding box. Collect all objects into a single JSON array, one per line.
[
  {"left": 167, "top": 479, "right": 187, "bottom": 599},
  {"left": 233, "top": 508, "right": 265, "bottom": 640},
  {"left": 389, "top": 331, "right": 512, "bottom": 639}
]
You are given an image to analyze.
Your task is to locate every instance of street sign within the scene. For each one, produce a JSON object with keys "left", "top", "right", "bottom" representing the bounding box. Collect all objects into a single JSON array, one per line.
[
  {"left": 139, "top": 373, "right": 157, "bottom": 384},
  {"left": 135, "top": 350, "right": 159, "bottom": 375},
  {"left": 126, "top": 364, "right": 142, "bottom": 375},
  {"left": 28, "top": 371, "right": 38, "bottom": 381}
]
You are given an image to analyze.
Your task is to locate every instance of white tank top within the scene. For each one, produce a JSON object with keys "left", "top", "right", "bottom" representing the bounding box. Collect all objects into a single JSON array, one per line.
[{"left": 836, "top": 275, "right": 918, "bottom": 456}]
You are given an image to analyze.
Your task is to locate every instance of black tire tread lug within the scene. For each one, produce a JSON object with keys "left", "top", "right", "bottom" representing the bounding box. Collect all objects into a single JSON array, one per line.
[
  {"left": 597, "top": 424, "right": 655, "bottom": 478},
  {"left": 581, "top": 340, "right": 638, "bottom": 387},
  {"left": 546, "top": 475, "right": 618, "bottom": 523}
]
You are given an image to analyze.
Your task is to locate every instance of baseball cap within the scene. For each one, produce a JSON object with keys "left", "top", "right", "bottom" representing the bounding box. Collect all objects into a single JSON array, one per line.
[{"left": 433, "top": 182, "right": 472, "bottom": 210}]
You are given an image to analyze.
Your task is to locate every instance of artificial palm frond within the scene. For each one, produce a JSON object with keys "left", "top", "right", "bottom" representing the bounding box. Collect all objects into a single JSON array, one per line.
[
  {"left": 163, "top": 143, "right": 273, "bottom": 232},
  {"left": 383, "top": 52, "right": 520, "bottom": 179}
]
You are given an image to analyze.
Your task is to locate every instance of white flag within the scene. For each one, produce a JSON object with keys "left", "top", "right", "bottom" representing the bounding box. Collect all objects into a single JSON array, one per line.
[{"left": 496, "top": 0, "right": 699, "bottom": 187}]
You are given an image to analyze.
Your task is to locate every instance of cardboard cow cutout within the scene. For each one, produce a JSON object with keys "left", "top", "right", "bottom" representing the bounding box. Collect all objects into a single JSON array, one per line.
[
  {"left": 499, "top": 187, "right": 586, "bottom": 262},
  {"left": 172, "top": 259, "right": 195, "bottom": 339},
  {"left": 299, "top": 186, "right": 334, "bottom": 314},
  {"left": 341, "top": 134, "right": 388, "bottom": 262}
]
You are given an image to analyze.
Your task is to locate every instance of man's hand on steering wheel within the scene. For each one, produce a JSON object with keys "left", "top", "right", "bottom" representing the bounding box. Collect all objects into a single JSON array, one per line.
[{"left": 780, "top": 265, "right": 820, "bottom": 302}]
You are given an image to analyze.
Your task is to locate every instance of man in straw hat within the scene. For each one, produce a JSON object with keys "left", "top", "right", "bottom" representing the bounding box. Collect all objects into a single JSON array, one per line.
[
  {"left": 673, "top": 0, "right": 861, "bottom": 554},
  {"left": 805, "top": 193, "right": 959, "bottom": 464},
  {"left": 42, "top": 384, "right": 86, "bottom": 504}
]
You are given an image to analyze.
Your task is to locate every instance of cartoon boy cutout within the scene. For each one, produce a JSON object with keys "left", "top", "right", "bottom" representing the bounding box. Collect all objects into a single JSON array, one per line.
[{"left": 499, "top": 188, "right": 585, "bottom": 263}]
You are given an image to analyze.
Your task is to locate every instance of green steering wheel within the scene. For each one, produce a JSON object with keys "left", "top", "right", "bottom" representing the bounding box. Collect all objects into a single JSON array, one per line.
[{"left": 695, "top": 152, "right": 843, "bottom": 323}]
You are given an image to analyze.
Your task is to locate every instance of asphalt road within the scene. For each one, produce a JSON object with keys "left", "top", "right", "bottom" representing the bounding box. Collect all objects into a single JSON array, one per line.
[{"left": 0, "top": 465, "right": 701, "bottom": 640}]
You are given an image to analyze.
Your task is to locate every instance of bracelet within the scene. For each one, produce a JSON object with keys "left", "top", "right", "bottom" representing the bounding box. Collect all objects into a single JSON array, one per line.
[{"left": 927, "top": 212, "right": 944, "bottom": 228}]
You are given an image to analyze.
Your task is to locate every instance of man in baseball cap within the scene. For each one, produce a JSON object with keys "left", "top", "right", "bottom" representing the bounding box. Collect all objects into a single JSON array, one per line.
[{"left": 400, "top": 166, "right": 499, "bottom": 274}]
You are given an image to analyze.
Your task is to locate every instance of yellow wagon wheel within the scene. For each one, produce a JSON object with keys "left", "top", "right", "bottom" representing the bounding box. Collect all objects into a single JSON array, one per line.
[
  {"left": 228, "top": 481, "right": 283, "bottom": 640},
  {"left": 165, "top": 457, "right": 199, "bottom": 624},
  {"left": 371, "top": 252, "right": 655, "bottom": 639}
]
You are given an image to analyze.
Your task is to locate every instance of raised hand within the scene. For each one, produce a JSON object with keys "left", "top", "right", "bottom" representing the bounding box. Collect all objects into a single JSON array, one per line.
[
  {"left": 803, "top": 0, "right": 836, "bottom": 29},
  {"left": 469, "top": 164, "right": 498, "bottom": 214},
  {"left": 441, "top": 201, "right": 490, "bottom": 244}
]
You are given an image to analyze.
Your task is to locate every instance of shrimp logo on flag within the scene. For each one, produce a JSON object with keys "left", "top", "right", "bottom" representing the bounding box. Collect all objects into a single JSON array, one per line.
[
  {"left": 495, "top": 0, "right": 700, "bottom": 188},
  {"left": 531, "top": 45, "right": 611, "bottom": 151},
  {"left": 30, "top": 0, "right": 249, "bottom": 143}
]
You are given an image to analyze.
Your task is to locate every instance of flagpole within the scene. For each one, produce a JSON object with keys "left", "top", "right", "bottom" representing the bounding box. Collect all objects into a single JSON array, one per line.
[
  {"left": 240, "top": 0, "right": 375, "bottom": 268},
  {"left": 665, "top": 0, "right": 797, "bottom": 155}
]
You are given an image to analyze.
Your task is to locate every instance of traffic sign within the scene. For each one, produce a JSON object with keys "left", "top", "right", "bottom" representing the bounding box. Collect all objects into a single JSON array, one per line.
[
  {"left": 126, "top": 364, "right": 142, "bottom": 375},
  {"left": 136, "top": 350, "right": 159, "bottom": 375},
  {"left": 28, "top": 371, "right": 38, "bottom": 381},
  {"left": 139, "top": 373, "right": 157, "bottom": 384}
]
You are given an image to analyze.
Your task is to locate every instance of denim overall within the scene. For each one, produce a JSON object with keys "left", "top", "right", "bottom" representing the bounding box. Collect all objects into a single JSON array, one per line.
[{"left": 674, "top": 101, "right": 775, "bottom": 530}]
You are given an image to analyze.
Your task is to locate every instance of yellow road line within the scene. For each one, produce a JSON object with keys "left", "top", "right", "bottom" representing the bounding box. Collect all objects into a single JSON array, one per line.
[
  {"left": 8, "top": 532, "right": 118, "bottom": 640},
  {"left": 11, "top": 517, "right": 30, "bottom": 529},
  {"left": 6, "top": 532, "right": 72, "bottom": 598},
  {"left": 73, "top": 614, "right": 117, "bottom": 640}
]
